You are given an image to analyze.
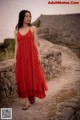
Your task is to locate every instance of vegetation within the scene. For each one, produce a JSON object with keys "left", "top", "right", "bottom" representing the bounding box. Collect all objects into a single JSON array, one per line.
[{"left": 0, "top": 38, "right": 15, "bottom": 61}]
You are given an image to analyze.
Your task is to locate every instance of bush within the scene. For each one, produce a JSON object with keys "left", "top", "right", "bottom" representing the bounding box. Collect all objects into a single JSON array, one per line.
[{"left": 0, "top": 38, "right": 15, "bottom": 61}]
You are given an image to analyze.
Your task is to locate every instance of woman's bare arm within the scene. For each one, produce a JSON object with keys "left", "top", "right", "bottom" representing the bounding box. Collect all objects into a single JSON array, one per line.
[{"left": 33, "top": 26, "right": 40, "bottom": 57}]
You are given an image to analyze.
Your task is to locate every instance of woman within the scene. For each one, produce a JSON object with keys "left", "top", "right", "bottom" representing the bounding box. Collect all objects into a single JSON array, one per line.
[{"left": 14, "top": 10, "right": 48, "bottom": 110}]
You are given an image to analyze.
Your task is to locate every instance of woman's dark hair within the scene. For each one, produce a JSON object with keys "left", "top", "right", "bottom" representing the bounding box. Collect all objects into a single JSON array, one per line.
[{"left": 15, "top": 10, "right": 32, "bottom": 30}]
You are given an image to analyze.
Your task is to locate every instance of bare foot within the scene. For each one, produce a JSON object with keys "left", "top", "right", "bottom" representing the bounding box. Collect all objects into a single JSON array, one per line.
[
  {"left": 22, "top": 103, "right": 29, "bottom": 110},
  {"left": 22, "top": 98, "right": 30, "bottom": 110}
]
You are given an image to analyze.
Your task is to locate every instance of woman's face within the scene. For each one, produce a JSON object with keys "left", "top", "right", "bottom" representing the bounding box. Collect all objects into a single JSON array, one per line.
[{"left": 23, "top": 12, "right": 31, "bottom": 24}]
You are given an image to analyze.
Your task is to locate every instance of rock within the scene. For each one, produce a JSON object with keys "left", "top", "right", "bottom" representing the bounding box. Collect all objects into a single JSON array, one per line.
[{"left": 49, "top": 97, "right": 80, "bottom": 120}]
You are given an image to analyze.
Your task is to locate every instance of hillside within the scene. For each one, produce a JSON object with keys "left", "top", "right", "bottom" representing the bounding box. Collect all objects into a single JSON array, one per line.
[{"left": 33, "top": 13, "right": 80, "bottom": 58}]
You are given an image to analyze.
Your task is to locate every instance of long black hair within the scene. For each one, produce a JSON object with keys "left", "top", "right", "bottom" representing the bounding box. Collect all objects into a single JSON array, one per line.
[{"left": 15, "top": 10, "right": 32, "bottom": 30}]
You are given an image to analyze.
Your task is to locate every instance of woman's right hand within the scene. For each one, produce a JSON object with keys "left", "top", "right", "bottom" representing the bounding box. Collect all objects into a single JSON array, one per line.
[{"left": 13, "top": 58, "right": 16, "bottom": 67}]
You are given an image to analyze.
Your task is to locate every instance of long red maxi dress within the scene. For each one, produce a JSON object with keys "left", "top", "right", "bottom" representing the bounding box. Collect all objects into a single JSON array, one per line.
[{"left": 15, "top": 28, "right": 48, "bottom": 99}]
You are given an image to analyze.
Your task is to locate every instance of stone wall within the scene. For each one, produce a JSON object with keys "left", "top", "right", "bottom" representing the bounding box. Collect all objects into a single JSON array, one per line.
[
  {"left": 41, "top": 49, "right": 62, "bottom": 80},
  {"left": 0, "top": 59, "right": 17, "bottom": 104},
  {"left": 37, "top": 14, "right": 80, "bottom": 58},
  {"left": 37, "top": 27, "right": 57, "bottom": 40}
]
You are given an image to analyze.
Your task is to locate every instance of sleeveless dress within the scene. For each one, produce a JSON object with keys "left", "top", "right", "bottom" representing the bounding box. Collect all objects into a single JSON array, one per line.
[{"left": 15, "top": 28, "right": 48, "bottom": 99}]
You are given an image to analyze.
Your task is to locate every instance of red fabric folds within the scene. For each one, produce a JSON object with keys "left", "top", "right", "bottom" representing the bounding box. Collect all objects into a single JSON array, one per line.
[{"left": 15, "top": 28, "right": 48, "bottom": 99}]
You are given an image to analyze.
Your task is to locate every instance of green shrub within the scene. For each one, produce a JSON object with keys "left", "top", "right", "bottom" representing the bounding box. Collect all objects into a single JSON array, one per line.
[{"left": 0, "top": 38, "right": 15, "bottom": 61}]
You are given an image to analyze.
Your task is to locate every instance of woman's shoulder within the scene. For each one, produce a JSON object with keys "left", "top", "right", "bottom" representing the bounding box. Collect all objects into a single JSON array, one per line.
[
  {"left": 31, "top": 25, "right": 37, "bottom": 30},
  {"left": 14, "top": 28, "right": 18, "bottom": 35},
  {"left": 31, "top": 26, "right": 37, "bottom": 33}
]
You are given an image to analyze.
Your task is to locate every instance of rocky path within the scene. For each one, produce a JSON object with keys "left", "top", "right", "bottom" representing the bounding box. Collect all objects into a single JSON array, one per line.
[{"left": 11, "top": 39, "right": 80, "bottom": 120}]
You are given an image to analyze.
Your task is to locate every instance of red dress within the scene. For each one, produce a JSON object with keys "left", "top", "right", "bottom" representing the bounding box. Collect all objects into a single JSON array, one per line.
[{"left": 15, "top": 28, "right": 48, "bottom": 99}]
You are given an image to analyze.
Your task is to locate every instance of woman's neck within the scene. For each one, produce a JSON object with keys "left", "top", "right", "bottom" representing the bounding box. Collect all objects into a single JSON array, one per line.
[{"left": 22, "top": 23, "right": 29, "bottom": 28}]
